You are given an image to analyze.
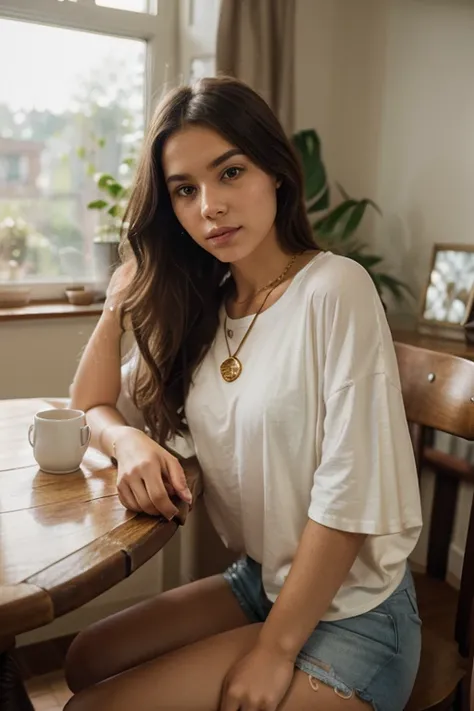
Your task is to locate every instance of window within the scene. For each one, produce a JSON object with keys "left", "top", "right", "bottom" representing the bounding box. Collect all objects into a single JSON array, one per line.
[
  {"left": 0, "top": 0, "right": 173, "bottom": 296},
  {"left": 0, "top": 19, "right": 144, "bottom": 285},
  {"left": 58, "top": 0, "right": 158, "bottom": 14},
  {"left": 178, "top": 0, "right": 218, "bottom": 85},
  {"left": 189, "top": 56, "right": 216, "bottom": 83},
  {"left": 96, "top": 0, "right": 157, "bottom": 12}
]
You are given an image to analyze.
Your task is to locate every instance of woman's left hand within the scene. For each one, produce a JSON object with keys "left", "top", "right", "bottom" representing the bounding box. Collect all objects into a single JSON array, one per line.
[{"left": 219, "top": 643, "right": 295, "bottom": 711}]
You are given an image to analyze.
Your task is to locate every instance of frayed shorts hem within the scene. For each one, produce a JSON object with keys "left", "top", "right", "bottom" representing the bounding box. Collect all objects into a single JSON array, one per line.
[{"left": 223, "top": 557, "right": 421, "bottom": 711}]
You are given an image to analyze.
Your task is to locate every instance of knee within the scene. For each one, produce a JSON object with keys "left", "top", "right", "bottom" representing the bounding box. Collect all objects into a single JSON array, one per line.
[
  {"left": 63, "top": 687, "right": 98, "bottom": 711},
  {"left": 65, "top": 626, "right": 104, "bottom": 693},
  {"left": 63, "top": 694, "right": 83, "bottom": 711}
]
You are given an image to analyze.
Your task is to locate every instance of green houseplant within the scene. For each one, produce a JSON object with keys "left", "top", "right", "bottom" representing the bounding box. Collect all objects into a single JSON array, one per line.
[
  {"left": 85, "top": 164, "right": 133, "bottom": 242},
  {"left": 292, "top": 129, "right": 411, "bottom": 305},
  {"left": 78, "top": 139, "right": 135, "bottom": 284}
]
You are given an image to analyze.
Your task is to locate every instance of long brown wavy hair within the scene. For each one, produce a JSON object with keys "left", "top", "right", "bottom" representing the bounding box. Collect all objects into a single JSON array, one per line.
[{"left": 121, "top": 76, "right": 318, "bottom": 445}]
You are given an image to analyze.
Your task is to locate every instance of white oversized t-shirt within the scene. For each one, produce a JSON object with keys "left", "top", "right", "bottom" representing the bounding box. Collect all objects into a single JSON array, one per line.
[{"left": 184, "top": 251, "right": 422, "bottom": 621}]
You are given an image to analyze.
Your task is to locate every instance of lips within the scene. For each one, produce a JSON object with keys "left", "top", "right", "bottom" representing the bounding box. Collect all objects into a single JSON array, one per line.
[
  {"left": 206, "top": 227, "right": 241, "bottom": 246},
  {"left": 206, "top": 226, "right": 241, "bottom": 240}
]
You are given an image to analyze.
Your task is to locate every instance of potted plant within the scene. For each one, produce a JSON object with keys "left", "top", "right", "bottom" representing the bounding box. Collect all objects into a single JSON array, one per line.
[
  {"left": 78, "top": 139, "right": 135, "bottom": 288},
  {"left": 87, "top": 170, "right": 131, "bottom": 286},
  {"left": 292, "top": 129, "right": 412, "bottom": 307}
]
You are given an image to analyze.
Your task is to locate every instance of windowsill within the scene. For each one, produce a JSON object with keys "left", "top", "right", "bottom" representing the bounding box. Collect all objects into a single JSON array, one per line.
[{"left": 0, "top": 300, "right": 105, "bottom": 322}]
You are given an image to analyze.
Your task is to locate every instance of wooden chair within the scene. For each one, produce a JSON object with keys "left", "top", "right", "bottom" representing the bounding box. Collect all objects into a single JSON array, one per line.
[{"left": 394, "top": 342, "right": 474, "bottom": 710}]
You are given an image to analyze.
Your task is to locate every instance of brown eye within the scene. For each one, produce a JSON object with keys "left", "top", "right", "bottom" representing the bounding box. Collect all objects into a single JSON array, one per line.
[
  {"left": 222, "top": 166, "right": 243, "bottom": 181},
  {"left": 176, "top": 185, "right": 196, "bottom": 198}
]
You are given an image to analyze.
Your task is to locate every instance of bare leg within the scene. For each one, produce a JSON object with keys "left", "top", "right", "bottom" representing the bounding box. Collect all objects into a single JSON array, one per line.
[
  {"left": 64, "top": 624, "right": 370, "bottom": 711},
  {"left": 65, "top": 574, "right": 249, "bottom": 693}
]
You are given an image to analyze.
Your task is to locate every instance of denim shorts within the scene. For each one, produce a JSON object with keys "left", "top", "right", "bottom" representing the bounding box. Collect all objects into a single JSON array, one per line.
[{"left": 223, "top": 557, "right": 422, "bottom": 711}]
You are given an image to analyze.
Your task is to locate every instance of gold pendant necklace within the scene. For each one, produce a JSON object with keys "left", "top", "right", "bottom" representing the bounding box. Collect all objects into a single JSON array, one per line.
[
  {"left": 220, "top": 355, "right": 244, "bottom": 383},
  {"left": 220, "top": 253, "right": 299, "bottom": 382}
]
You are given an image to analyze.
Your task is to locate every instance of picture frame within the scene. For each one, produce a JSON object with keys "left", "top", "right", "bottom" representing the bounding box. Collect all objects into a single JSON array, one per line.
[{"left": 417, "top": 243, "right": 474, "bottom": 340}]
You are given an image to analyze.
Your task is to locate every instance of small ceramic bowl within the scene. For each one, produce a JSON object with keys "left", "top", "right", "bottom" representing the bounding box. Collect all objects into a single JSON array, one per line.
[
  {"left": 65, "top": 289, "right": 96, "bottom": 306},
  {"left": 0, "top": 286, "right": 32, "bottom": 308}
]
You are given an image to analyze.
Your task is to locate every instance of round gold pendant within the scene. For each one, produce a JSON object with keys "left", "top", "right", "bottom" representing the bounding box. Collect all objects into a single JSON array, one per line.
[{"left": 220, "top": 356, "right": 242, "bottom": 382}]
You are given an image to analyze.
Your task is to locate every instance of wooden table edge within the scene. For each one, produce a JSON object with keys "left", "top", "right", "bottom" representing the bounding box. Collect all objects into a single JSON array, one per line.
[
  {"left": 3, "top": 515, "right": 180, "bottom": 635},
  {"left": 108, "top": 513, "right": 180, "bottom": 573},
  {"left": 0, "top": 583, "right": 54, "bottom": 639}
]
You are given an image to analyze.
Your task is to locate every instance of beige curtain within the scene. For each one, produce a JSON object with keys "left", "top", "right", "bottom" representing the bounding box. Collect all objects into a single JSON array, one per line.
[{"left": 216, "top": 0, "right": 296, "bottom": 135}]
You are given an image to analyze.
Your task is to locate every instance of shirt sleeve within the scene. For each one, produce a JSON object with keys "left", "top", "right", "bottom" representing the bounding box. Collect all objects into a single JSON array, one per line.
[{"left": 307, "top": 259, "right": 422, "bottom": 535}]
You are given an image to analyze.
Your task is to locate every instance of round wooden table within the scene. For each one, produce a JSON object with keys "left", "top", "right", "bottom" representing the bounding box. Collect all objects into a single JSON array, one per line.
[{"left": 0, "top": 398, "right": 200, "bottom": 710}]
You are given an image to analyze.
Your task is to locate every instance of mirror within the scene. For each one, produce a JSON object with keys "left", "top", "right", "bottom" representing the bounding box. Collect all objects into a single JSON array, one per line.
[{"left": 419, "top": 244, "right": 474, "bottom": 331}]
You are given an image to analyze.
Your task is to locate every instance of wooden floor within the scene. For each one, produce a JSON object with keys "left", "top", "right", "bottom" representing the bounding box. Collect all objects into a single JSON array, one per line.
[{"left": 25, "top": 671, "right": 72, "bottom": 711}]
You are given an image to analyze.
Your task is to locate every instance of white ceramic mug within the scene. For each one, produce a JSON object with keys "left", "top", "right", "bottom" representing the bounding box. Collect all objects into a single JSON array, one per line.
[{"left": 28, "top": 408, "right": 91, "bottom": 474}]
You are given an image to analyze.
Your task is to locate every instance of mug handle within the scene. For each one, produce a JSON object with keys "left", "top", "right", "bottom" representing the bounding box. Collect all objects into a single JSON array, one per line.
[
  {"left": 28, "top": 424, "right": 35, "bottom": 447},
  {"left": 80, "top": 424, "right": 91, "bottom": 448}
]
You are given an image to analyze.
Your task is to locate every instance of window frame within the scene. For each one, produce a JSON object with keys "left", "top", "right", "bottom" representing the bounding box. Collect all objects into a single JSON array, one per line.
[{"left": 0, "top": 0, "right": 178, "bottom": 299}]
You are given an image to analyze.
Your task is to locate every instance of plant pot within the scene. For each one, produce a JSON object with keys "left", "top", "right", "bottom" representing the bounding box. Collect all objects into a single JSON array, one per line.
[{"left": 93, "top": 240, "right": 120, "bottom": 292}]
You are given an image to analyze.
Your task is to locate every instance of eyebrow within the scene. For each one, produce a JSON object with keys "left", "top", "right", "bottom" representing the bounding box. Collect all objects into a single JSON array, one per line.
[{"left": 165, "top": 148, "right": 244, "bottom": 184}]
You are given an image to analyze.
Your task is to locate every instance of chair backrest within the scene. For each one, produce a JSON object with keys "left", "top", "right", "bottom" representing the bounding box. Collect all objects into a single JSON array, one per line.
[
  {"left": 395, "top": 343, "right": 474, "bottom": 439},
  {"left": 394, "top": 342, "right": 474, "bottom": 657}
]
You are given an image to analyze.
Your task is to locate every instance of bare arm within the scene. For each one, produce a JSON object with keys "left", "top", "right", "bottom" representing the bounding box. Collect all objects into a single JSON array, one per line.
[
  {"left": 69, "top": 301, "right": 125, "bottom": 455},
  {"left": 69, "top": 263, "right": 196, "bottom": 520},
  {"left": 69, "top": 260, "right": 137, "bottom": 457},
  {"left": 219, "top": 521, "right": 366, "bottom": 710},
  {"left": 257, "top": 519, "right": 366, "bottom": 660}
]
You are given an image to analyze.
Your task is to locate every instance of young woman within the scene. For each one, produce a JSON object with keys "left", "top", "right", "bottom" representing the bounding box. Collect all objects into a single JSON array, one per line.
[{"left": 64, "top": 76, "right": 422, "bottom": 711}]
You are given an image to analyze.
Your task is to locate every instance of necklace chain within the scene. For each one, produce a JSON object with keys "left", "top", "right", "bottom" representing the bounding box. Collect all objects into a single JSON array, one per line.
[
  {"left": 224, "top": 283, "right": 277, "bottom": 360},
  {"left": 220, "top": 252, "right": 300, "bottom": 382},
  {"left": 233, "top": 253, "right": 299, "bottom": 304}
]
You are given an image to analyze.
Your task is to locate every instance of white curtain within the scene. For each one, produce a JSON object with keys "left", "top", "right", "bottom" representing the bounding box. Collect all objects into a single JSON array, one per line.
[{"left": 216, "top": 0, "right": 296, "bottom": 135}]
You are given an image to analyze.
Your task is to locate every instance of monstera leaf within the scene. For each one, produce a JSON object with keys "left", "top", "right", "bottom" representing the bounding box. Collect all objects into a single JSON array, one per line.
[
  {"left": 292, "top": 129, "right": 412, "bottom": 304},
  {"left": 291, "top": 129, "right": 329, "bottom": 213}
]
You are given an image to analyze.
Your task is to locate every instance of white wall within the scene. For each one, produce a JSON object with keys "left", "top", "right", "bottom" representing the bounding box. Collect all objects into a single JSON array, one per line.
[{"left": 1, "top": 317, "right": 96, "bottom": 399}]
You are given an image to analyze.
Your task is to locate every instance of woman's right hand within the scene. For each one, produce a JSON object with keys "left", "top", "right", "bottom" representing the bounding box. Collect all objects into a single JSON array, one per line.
[{"left": 112, "top": 427, "right": 193, "bottom": 521}]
